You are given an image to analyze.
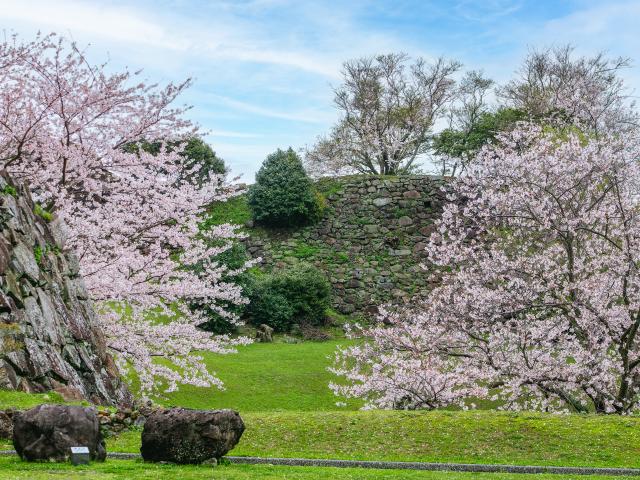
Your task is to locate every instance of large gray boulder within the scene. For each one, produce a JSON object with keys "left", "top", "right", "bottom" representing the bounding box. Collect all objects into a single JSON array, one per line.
[
  {"left": 141, "top": 408, "right": 244, "bottom": 464},
  {"left": 12, "top": 404, "right": 106, "bottom": 462}
]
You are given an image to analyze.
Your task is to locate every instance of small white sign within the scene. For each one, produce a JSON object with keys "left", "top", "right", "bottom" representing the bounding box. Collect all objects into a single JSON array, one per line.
[{"left": 71, "top": 446, "right": 90, "bottom": 454}]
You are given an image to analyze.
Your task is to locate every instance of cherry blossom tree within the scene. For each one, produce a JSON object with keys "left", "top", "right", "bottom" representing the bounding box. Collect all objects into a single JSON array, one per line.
[
  {"left": 332, "top": 123, "right": 640, "bottom": 414},
  {"left": 0, "top": 33, "right": 251, "bottom": 395}
]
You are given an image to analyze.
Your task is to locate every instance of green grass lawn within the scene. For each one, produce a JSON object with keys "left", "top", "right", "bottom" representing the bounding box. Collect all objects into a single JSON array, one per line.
[
  {"left": 155, "top": 339, "right": 362, "bottom": 411},
  {"left": 104, "top": 410, "right": 640, "bottom": 469},
  {"left": 0, "top": 457, "right": 638, "bottom": 480},
  {"left": 0, "top": 390, "right": 69, "bottom": 410},
  {"left": 3, "top": 340, "right": 640, "bottom": 478}
]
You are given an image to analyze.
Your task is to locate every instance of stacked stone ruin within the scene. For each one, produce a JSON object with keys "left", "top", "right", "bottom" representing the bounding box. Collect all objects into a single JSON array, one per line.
[
  {"left": 245, "top": 175, "right": 448, "bottom": 316},
  {"left": 0, "top": 172, "right": 130, "bottom": 406}
]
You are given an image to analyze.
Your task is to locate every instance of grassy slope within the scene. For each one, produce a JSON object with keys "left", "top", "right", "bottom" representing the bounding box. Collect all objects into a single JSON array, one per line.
[
  {"left": 157, "top": 340, "right": 361, "bottom": 411},
  {"left": 0, "top": 458, "right": 638, "bottom": 480},
  {"left": 0, "top": 390, "right": 68, "bottom": 410},
  {"left": 201, "top": 194, "right": 252, "bottom": 230}
]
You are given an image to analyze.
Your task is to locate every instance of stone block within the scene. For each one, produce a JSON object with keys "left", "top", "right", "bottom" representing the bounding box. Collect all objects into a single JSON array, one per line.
[
  {"left": 372, "top": 197, "right": 392, "bottom": 207},
  {"left": 398, "top": 216, "right": 413, "bottom": 227},
  {"left": 403, "top": 190, "right": 421, "bottom": 199},
  {"left": 13, "top": 404, "right": 106, "bottom": 462}
]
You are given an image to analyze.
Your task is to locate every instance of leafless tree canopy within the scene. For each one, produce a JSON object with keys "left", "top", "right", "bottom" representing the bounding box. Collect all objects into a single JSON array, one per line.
[
  {"left": 433, "top": 70, "right": 495, "bottom": 176},
  {"left": 306, "top": 53, "right": 460, "bottom": 176},
  {"left": 498, "top": 45, "right": 636, "bottom": 134}
]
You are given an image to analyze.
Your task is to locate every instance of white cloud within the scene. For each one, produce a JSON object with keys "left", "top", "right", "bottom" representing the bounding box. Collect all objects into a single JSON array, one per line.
[
  {"left": 205, "top": 46, "right": 340, "bottom": 78},
  {"left": 454, "top": 0, "right": 523, "bottom": 22},
  {"left": 208, "top": 129, "right": 263, "bottom": 138},
  {"left": 0, "top": 0, "right": 188, "bottom": 50},
  {"left": 0, "top": 0, "right": 342, "bottom": 77},
  {"left": 203, "top": 94, "right": 335, "bottom": 124}
]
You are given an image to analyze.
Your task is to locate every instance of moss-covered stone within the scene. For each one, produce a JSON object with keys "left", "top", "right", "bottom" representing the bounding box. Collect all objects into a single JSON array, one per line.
[{"left": 241, "top": 175, "right": 447, "bottom": 317}]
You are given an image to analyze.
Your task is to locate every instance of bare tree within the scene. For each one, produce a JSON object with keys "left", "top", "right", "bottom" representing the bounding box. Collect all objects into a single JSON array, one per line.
[
  {"left": 432, "top": 70, "right": 494, "bottom": 176},
  {"left": 498, "top": 45, "right": 636, "bottom": 134},
  {"left": 452, "top": 70, "right": 494, "bottom": 131},
  {"left": 306, "top": 53, "right": 461, "bottom": 176}
]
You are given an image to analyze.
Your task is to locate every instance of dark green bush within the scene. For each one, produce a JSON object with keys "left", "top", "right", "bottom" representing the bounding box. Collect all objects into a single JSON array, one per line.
[
  {"left": 247, "top": 148, "right": 322, "bottom": 227},
  {"left": 180, "top": 137, "right": 227, "bottom": 185},
  {"left": 247, "top": 263, "right": 331, "bottom": 332},
  {"left": 124, "top": 137, "right": 227, "bottom": 186}
]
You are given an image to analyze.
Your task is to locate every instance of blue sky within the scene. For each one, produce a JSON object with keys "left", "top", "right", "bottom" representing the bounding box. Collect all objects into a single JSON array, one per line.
[{"left": 1, "top": 0, "right": 639, "bottom": 181}]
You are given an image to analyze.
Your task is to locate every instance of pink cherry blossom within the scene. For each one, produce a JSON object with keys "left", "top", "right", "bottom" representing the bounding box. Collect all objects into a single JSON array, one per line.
[
  {"left": 333, "top": 123, "right": 640, "bottom": 414},
  {"left": 0, "top": 33, "right": 252, "bottom": 395}
]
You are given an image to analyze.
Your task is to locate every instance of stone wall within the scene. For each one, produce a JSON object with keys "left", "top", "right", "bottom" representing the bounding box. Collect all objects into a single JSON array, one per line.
[
  {"left": 0, "top": 172, "right": 130, "bottom": 406},
  {"left": 245, "top": 175, "right": 447, "bottom": 316}
]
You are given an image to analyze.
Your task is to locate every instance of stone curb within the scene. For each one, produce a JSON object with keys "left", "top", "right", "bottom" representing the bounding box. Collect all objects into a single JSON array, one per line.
[
  {"left": 2, "top": 450, "right": 640, "bottom": 476},
  {"left": 226, "top": 456, "right": 640, "bottom": 476}
]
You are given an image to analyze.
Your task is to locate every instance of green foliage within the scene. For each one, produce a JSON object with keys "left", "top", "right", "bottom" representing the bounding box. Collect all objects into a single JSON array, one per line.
[
  {"left": 124, "top": 137, "right": 227, "bottom": 186},
  {"left": 33, "top": 245, "right": 44, "bottom": 264},
  {"left": 249, "top": 289, "right": 294, "bottom": 331},
  {"left": 248, "top": 148, "right": 322, "bottom": 228},
  {"left": 180, "top": 137, "right": 227, "bottom": 185},
  {"left": 190, "top": 243, "right": 251, "bottom": 334},
  {"left": 247, "top": 263, "right": 331, "bottom": 332},
  {"left": 334, "top": 252, "right": 350, "bottom": 264},
  {"left": 31, "top": 243, "right": 60, "bottom": 265},
  {"left": 33, "top": 203, "right": 53, "bottom": 222},
  {"left": 315, "top": 177, "right": 344, "bottom": 197},
  {"left": 432, "top": 108, "right": 528, "bottom": 165},
  {"left": 1, "top": 184, "right": 17, "bottom": 197},
  {"left": 392, "top": 207, "right": 409, "bottom": 218},
  {"left": 292, "top": 243, "right": 320, "bottom": 259},
  {"left": 194, "top": 193, "right": 255, "bottom": 334},
  {"left": 202, "top": 195, "right": 252, "bottom": 229},
  {"left": 193, "top": 194, "right": 255, "bottom": 334}
]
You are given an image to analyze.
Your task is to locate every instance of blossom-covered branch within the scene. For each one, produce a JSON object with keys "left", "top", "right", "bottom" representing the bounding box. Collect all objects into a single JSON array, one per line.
[
  {"left": 333, "top": 124, "right": 640, "bottom": 413},
  {"left": 0, "top": 33, "right": 251, "bottom": 394}
]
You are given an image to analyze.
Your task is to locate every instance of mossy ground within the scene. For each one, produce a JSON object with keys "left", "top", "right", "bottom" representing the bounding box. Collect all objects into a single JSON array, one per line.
[{"left": 0, "top": 390, "right": 69, "bottom": 410}]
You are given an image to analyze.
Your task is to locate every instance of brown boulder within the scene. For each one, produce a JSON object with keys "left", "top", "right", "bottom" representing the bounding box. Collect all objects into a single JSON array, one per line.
[
  {"left": 141, "top": 408, "right": 244, "bottom": 464},
  {"left": 0, "top": 410, "right": 12, "bottom": 438},
  {"left": 12, "top": 404, "right": 106, "bottom": 462}
]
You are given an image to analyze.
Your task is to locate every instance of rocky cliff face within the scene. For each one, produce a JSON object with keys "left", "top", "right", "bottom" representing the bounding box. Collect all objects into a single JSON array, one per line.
[
  {"left": 245, "top": 175, "right": 448, "bottom": 316},
  {"left": 0, "top": 172, "right": 130, "bottom": 406}
]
